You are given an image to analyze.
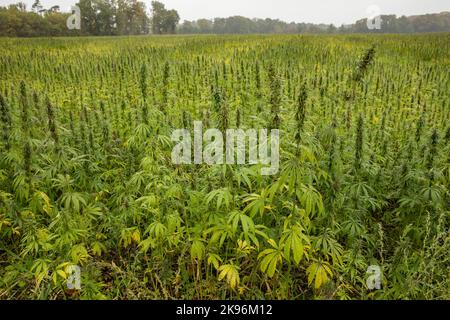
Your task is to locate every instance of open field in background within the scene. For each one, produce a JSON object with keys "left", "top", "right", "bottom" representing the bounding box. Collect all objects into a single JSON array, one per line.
[{"left": 0, "top": 34, "right": 449, "bottom": 299}]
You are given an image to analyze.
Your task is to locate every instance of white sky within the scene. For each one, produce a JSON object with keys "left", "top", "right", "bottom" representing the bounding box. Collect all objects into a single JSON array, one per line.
[{"left": 1, "top": 0, "right": 449, "bottom": 25}]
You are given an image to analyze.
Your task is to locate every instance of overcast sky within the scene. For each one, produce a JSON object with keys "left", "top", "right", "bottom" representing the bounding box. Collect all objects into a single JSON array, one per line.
[{"left": 1, "top": 0, "right": 449, "bottom": 25}]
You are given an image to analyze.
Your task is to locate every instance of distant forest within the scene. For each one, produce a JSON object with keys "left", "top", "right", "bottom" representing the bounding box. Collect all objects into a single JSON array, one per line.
[
  {"left": 0, "top": 0, "right": 449, "bottom": 37},
  {"left": 178, "top": 12, "right": 450, "bottom": 34}
]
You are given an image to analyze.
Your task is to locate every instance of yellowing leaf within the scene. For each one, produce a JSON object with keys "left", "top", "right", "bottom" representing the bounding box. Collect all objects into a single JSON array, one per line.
[
  {"left": 190, "top": 240, "right": 205, "bottom": 261},
  {"left": 218, "top": 264, "right": 240, "bottom": 290},
  {"left": 207, "top": 253, "right": 222, "bottom": 270},
  {"left": 57, "top": 270, "right": 67, "bottom": 279},
  {"left": 306, "top": 261, "right": 333, "bottom": 289},
  {"left": 132, "top": 229, "right": 141, "bottom": 243}
]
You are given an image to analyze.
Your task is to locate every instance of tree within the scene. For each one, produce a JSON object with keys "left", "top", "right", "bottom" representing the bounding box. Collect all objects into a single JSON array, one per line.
[
  {"left": 163, "top": 9, "right": 180, "bottom": 34},
  {"left": 150, "top": 1, "right": 164, "bottom": 34},
  {"left": 77, "top": 0, "right": 97, "bottom": 34},
  {"left": 130, "top": 0, "right": 150, "bottom": 34},
  {"left": 178, "top": 20, "right": 196, "bottom": 34},
  {"left": 197, "top": 19, "right": 213, "bottom": 34},
  {"left": 116, "top": 0, "right": 131, "bottom": 35},
  {"left": 31, "top": 0, "right": 42, "bottom": 13},
  {"left": 76, "top": 0, "right": 149, "bottom": 36},
  {"left": 16, "top": 2, "right": 27, "bottom": 12},
  {"left": 327, "top": 24, "right": 337, "bottom": 33},
  {"left": 151, "top": 1, "right": 179, "bottom": 34},
  {"left": 48, "top": 5, "right": 60, "bottom": 13},
  {"left": 93, "top": 0, "right": 115, "bottom": 35}
]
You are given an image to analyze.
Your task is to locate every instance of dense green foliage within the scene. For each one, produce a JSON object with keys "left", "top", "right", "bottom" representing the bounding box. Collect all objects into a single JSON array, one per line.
[
  {"left": 0, "top": 34, "right": 449, "bottom": 300},
  {"left": 1, "top": 1, "right": 449, "bottom": 37},
  {"left": 0, "top": 0, "right": 179, "bottom": 37},
  {"left": 0, "top": 3, "right": 72, "bottom": 37},
  {"left": 178, "top": 12, "right": 450, "bottom": 34}
]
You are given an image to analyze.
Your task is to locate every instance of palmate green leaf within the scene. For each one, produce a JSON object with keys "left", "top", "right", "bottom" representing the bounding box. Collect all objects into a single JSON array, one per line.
[
  {"left": 157, "top": 134, "right": 172, "bottom": 148},
  {"left": 314, "top": 229, "right": 344, "bottom": 266},
  {"left": 12, "top": 173, "right": 29, "bottom": 201},
  {"left": 61, "top": 192, "right": 86, "bottom": 212},
  {"left": 138, "top": 237, "right": 156, "bottom": 253},
  {"left": 259, "top": 249, "right": 281, "bottom": 278},
  {"left": 281, "top": 224, "right": 309, "bottom": 265},
  {"left": 227, "top": 210, "right": 255, "bottom": 235},
  {"left": 53, "top": 227, "right": 87, "bottom": 249},
  {"left": 281, "top": 154, "right": 303, "bottom": 186},
  {"left": 240, "top": 214, "right": 254, "bottom": 235},
  {"left": 140, "top": 156, "right": 156, "bottom": 172},
  {"left": 346, "top": 181, "right": 375, "bottom": 199},
  {"left": 190, "top": 239, "right": 205, "bottom": 261},
  {"left": 233, "top": 167, "right": 254, "bottom": 190},
  {"left": 298, "top": 144, "right": 317, "bottom": 163},
  {"left": 206, "top": 188, "right": 233, "bottom": 211},
  {"left": 258, "top": 239, "right": 283, "bottom": 278},
  {"left": 227, "top": 210, "right": 241, "bottom": 233},
  {"left": 31, "top": 258, "right": 51, "bottom": 289},
  {"left": 137, "top": 194, "right": 159, "bottom": 208},
  {"left": 134, "top": 123, "right": 151, "bottom": 142},
  {"left": 226, "top": 210, "right": 266, "bottom": 246},
  {"left": 295, "top": 184, "right": 324, "bottom": 218},
  {"left": 280, "top": 146, "right": 318, "bottom": 190},
  {"left": 83, "top": 204, "right": 103, "bottom": 218},
  {"left": 2, "top": 148, "right": 20, "bottom": 167},
  {"left": 31, "top": 258, "right": 50, "bottom": 275},
  {"left": 129, "top": 171, "right": 148, "bottom": 191},
  {"left": 420, "top": 185, "right": 443, "bottom": 204},
  {"left": 254, "top": 224, "right": 270, "bottom": 240},
  {"left": 205, "top": 221, "right": 234, "bottom": 248},
  {"left": 165, "top": 184, "right": 183, "bottom": 200},
  {"left": 243, "top": 188, "right": 273, "bottom": 218},
  {"left": 145, "top": 221, "right": 167, "bottom": 240},
  {"left": 398, "top": 195, "right": 423, "bottom": 211},
  {"left": 51, "top": 174, "right": 74, "bottom": 191},
  {"left": 167, "top": 213, "right": 183, "bottom": 233},
  {"left": 341, "top": 217, "right": 365, "bottom": 239}
]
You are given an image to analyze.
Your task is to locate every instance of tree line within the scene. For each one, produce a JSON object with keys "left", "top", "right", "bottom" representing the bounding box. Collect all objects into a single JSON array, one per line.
[
  {"left": 0, "top": 0, "right": 179, "bottom": 37},
  {"left": 0, "top": 1, "right": 448, "bottom": 37},
  {"left": 178, "top": 13, "right": 450, "bottom": 34}
]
